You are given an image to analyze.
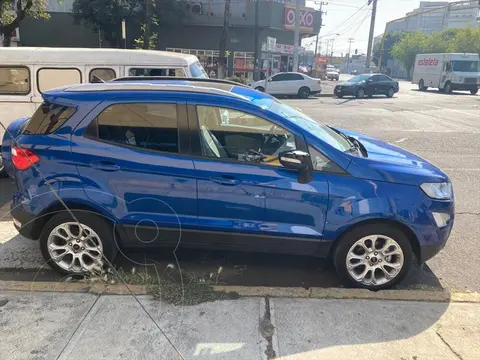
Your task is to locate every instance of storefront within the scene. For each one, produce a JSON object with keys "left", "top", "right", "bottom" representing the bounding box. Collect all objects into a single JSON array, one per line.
[
  {"left": 166, "top": 48, "right": 227, "bottom": 78},
  {"left": 233, "top": 52, "right": 255, "bottom": 80}
]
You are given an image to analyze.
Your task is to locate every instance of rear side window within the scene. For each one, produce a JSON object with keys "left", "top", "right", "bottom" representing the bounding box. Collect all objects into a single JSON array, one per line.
[
  {"left": 0, "top": 66, "right": 30, "bottom": 95},
  {"left": 89, "top": 68, "right": 116, "bottom": 82},
  {"left": 37, "top": 68, "right": 82, "bottom": 93},
  {"left": 85, "top": 103, "right": 179, "bottom": 154},
  {"left": 128, "top": 68, "right": 185, "bottom": 77},
  {"left": 288, "top": 73, "right": 304, "bottom": 80},
  {"left": 24, "top": 102, "right": 76, "bottom": 135}
]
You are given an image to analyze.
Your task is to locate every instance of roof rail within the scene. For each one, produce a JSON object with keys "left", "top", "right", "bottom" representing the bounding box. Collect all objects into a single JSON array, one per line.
[
  {"left": 111, "top": 76, "right": 249, "bottom": 87},
  {"left": 63, "top": 82, "right": 250, "bottom": 101}
]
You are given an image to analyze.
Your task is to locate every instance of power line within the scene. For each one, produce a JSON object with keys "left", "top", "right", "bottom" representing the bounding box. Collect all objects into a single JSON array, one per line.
[{"left": 320, "top": 1, "right": 369, "bottom": 37}]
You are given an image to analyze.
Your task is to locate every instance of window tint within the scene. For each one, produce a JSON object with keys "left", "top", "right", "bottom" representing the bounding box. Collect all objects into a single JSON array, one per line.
[
  {"left": 37, "top": 68, "right": 82, "bottom": 93},
  {"left": 271, "top": 74, "right": 287, "bottom": 81},
  {"left": 86, "top": 103, "right": 179, "bottom": 153},
  {"left": 371, "top": 75, "right": 380, "bottom": 82},
  {"left": 128, "top": 68, "right": 186, "bottom": 77},
  {"left": 197, "top": 105, "right": 296, "bottom": 166},
  {"left": 89, "top": 68, "right": 116, "bottom": 82},
  {"left": 24, "top": 102, "right": 76, "bottom": 135},
  {"left": 288, "top": 73, "right": 304, "bottom": 80},
  {"left": 309, "top": 146, "right": 343, "bottom": 173},
  {"left": 378, "top": 75, "right": 391, "bottom": 82},
  {"left": 0, "top": 66, "right": 30, "bottom": 95}
]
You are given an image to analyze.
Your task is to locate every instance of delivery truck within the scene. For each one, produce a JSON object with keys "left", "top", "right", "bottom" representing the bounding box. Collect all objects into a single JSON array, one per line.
[{"left": 412, "top": 53, "right": 480, "bottom": 95}]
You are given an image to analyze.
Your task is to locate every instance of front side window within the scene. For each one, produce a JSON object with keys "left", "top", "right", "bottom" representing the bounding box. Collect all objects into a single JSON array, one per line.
[
  {"left": 24, "top": 102, "right": 76, "bottom": 135},
  {"left": 37, "top": 68, "right": 82, "bottom": 93},
  {"left": 189, "top": 62, "right": 208, "bottom": 78},
  {"left": 128, "top": 68, "right": 186, "bottom": 77},
  {"left": 271, "top": 74, "right": 287, "bottom": 82},
  {"left": 0, "top": 66, "right": 30, "bottom": 95},
  {"left": 86, "top": 103, "right": 179, "bottom": 153},
  {"left": 197, "top": 106, "right": 296, "bottom": 166},
  {"left": 348, "top": 74, "right": 371, "bottom": 83}
]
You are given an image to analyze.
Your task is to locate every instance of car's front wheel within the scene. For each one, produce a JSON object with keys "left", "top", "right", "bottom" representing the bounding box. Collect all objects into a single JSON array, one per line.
[
  {"left": 386, "top": 87, "right": 395, "bottom": 98},
  {"left": 40, "top": 211, "right": 118, "bottom": 275},
  {"left": 355, "top": 88, "right": 365, "bottom": 99},
  {"left": 333, "top": 224, "right": 413, "bottom": 290},
  {"left": 470, "top": 88, "right": 478, "bottom": 95}
]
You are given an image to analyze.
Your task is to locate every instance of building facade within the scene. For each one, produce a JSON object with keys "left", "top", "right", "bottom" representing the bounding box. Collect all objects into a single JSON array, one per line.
[{"left": 8, "top": 0, "right": 321, "bottom": 79}]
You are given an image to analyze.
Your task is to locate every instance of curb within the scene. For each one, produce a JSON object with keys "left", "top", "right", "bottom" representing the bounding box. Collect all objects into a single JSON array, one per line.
[
  {"left": 1, "top": 281, "right": 479, "bottom": 303},
  {"left": 314, "top": 93, "right": 334, "bottom": 98}
]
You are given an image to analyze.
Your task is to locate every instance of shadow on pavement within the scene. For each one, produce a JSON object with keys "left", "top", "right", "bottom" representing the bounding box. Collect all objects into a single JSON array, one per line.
[
  {"left": 0, "top": 177, "right": 14, "bottom": 221},
  {"left": 411, "top": 89, "right": 475, "bottom": 96}
]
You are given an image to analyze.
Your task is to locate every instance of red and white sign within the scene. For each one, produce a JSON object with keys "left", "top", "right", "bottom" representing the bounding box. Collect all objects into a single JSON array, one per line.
[
  {"left": 418, "top": 58, "right": 439, "bottom": 66},
  {"left": 284, "top": 5, "right": 315, "bottom": 33}
]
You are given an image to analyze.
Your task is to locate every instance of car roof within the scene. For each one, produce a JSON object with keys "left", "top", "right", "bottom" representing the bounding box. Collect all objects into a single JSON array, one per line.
[{"left": 42, "top": 78, "right": 274, "bottom": 104}]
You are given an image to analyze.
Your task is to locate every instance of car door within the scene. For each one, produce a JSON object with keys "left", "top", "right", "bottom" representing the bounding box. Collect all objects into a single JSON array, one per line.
[
  {"left": 288, "top": 73, "right": 306, "bottom": 94},
  {"left": 265, "top": 73, "right": 286, "bottom": 95},
  {"left": 365, "top": 75, "right": 379, "bottom": 95},
  {"left": 377, "top": 75, "right": 391, "bottom": 94},
  {"left": 70, "top": 99, "right": 198, "bottom": 248},
  {"left": 188, "top": 101, "right": 330, "bottom": 255}
]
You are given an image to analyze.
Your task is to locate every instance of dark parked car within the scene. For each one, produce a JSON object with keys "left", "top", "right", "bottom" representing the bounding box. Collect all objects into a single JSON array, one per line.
[{"left": 335, "top": 74, "right": 399, "bottom": 99}]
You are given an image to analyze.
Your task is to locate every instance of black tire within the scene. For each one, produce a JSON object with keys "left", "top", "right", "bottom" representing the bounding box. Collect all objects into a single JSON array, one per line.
[
  {"left": 333, "top": 223, "right": 413, "bottom": 290},
  {"left": 367, "top": 94, "right": 373, "bottom": 98},
  {"left": 39, "top": 210, "right": 118, "bottom": 275},
  {"left": 386, "top": 87, "right": 395, "bottom": 98},
  {"left": 336, "top": 94, "right": 344, "bottom": 99},
  {"left": 444, "top": 81, "right": 452, "bottom": 94},
  {"left": 418, "top": 79, "right": 427, "bottom": 91},
  {"left": 470, "top": 88, "right": 478, "bottom": 95},
  {"left": 355, "top": 88, "right": 365, "bottom": 99},
  {"left": 255, "top": 86, "right": 265, "bottom": 92},
  {"left": 298, "top": 87, "right": 311, "bottom": 99}
]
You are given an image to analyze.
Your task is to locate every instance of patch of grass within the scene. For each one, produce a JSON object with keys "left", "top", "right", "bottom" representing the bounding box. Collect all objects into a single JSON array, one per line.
[{"left": 81, "top": 265, "right": 240, "bottom": 306}]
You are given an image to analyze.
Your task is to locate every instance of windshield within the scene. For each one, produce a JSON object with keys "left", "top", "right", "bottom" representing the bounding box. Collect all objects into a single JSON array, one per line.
[
  {"left": 268, "top": 101, "right": 352, "bottom": 152},
  {"left": 189, "top": 62, "right": 209, "bottom": 78},
  {"left": 348, "top": 74, "right": 371, "bottom": 82},
  {"left": 452, "top": 60, "right": 480, "bottom": 72}
]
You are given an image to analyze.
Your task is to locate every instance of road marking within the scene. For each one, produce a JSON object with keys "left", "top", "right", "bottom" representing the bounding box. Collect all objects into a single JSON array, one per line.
[
  {"left": 395, "top": 137, "right": 409, "bottom": 143},
  {"left": 424, "top": 104, "right": 480, "bottom": 118}
]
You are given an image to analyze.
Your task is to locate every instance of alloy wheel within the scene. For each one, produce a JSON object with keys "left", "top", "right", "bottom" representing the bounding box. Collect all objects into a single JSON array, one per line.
[
  {"left": 47, "top": 222, "right": 104, "bottom": 273},
  {"left": 346, "top": 235, "right": 404, "bottom": 286},
  {"left": 356, "top": 88, "right": 365, "bottom": 99}
]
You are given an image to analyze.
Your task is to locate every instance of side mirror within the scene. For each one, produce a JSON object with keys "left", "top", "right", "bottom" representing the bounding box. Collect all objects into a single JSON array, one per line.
[
  {"left": 279, "top": 150, "right": 313, "bottom": 184},
  {"left": 267, "top": 78, "right": 273, "bottom": 82},
  {"left": 366, "top": 79, "right": 373, "bottom": 83}
]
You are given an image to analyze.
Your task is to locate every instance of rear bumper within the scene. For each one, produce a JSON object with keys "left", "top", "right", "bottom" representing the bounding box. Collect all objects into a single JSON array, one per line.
[{"left": 11, "top": 192, "right": 38, "bottom": 240}]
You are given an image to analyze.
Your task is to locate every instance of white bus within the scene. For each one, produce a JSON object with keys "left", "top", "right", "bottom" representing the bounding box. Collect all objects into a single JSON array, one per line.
[
  {"left": 412, "top": 53, "right": 480, "bottom": 95},
  {"left": 0, "top": 47, "right": 208, "bottom": 148}
]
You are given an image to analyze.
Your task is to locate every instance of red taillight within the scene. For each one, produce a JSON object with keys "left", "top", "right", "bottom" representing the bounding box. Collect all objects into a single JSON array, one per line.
[{"left": 11, "top": 146, "right": 40, "bottom": 171}]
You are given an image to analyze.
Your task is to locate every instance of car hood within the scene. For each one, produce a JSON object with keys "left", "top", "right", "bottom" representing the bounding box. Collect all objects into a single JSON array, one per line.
[{"left": 339, "top": 129, "right": 449, "bottom": 185}]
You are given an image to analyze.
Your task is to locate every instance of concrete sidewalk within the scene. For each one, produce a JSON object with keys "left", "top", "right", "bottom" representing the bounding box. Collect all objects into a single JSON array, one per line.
[{"left": 1, "top": 291, "right": 479, "bottom": 360}]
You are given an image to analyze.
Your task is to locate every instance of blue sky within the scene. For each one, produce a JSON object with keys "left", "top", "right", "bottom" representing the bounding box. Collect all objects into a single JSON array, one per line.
[{"left": 303, "top": 0, "right": 455, "bottom": 55}]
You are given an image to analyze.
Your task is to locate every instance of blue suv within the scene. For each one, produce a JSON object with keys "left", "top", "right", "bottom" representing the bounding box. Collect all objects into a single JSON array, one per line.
[{"left": 1, "top": 79, "right": 454, "bottom": 290}]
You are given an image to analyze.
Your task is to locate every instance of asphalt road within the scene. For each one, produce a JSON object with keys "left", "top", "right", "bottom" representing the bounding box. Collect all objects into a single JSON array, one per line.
[{"left": 0, "top": 79, "right": 479, "bottom": 292}]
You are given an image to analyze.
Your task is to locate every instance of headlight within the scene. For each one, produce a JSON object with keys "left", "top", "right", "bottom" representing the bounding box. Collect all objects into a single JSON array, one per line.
[{"left": 420, "top": 182, "right": 453, "bottom": 200}]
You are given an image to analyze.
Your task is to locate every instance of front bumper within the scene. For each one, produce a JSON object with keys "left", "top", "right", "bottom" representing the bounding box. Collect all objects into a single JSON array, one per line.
[{"left": 334, "top": 86, "right": 356, "bottom": 96}]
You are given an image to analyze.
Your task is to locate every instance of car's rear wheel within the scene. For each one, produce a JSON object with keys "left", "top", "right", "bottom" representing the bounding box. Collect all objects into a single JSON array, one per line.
[
  {"left": 470, "top": 88, "right": 478, "bottom": 95},
  {"left": 386, "top": 87, "right": 395, "bottom": 98},
  {"left": 355, "top": 88, "right": 365, "bottom": 99},
  {"left": 333, "top": 224, "right": 413, "bottom": 290},
  {"left": 298, "top": 87, "right": 310, "bottom": 99},
  {"left": 336, "top": 94, "right": 344, "bottom": 99},
  {"left": 255, "top": 86, "right": 265, "bottom": 92},
  {"left": 418, "top": 79, "right": 427, "bottom": 91},
  {"left": 40, "top": 211, "right": 117, "bottom": 275}
]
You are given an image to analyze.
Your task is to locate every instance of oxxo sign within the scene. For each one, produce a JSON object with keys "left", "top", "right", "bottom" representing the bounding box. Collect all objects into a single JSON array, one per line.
[{"left": 284, "top": 5, "right": 315, "bottom": 33}]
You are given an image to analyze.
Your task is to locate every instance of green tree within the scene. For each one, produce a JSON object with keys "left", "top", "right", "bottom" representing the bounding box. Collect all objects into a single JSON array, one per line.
[
  {"left": 391, "top": 32, "right": 430, "bottom": 76},
  {"left": 424, "top": 28, "right": 458, "bottom": 53},
  {"left": 73, "top": 0, "right": 189, "bottom": 49},
  {"left": 452, "top": 26, "right": 480, "bottom": 54},
  {"left": 373, "top": 32, "right": 404, "bottom": 70},
  {"left": 0, "top": 0, "right": 49, "bottom": 46}
]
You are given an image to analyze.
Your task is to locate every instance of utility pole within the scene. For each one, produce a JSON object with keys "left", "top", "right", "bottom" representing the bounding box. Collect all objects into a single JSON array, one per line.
[
  {"left": 314, "top": 2, "right": 327, "bottom": 60},
  {"left": 292, "top": 0, "right": 301, "bottom": 72},
  {"left": 330, "top": 38, "right": 335, "bottom": 58},
  {"left": 365, "top": 0, "right": 377, "bottom": 73},
  {"left": 346, "top": 38, "right": 354, "bottom": 72},
  {"left": 143, "top": 0, "right": 152, "bottom": 49},
  {"left": 218, "top": 0, "right": 232, "bottom": 78},
  {"left": 253, "top": 0, "right": 260, "bottom": 81}
]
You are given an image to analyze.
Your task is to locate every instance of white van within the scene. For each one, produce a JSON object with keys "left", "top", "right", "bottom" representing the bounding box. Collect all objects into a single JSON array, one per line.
[
  {"left": 0, "top": 47, "right": 208, "bottom": 149},
  {"left": 412, "top": 53, "right": 480, "bottom": 94}
]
